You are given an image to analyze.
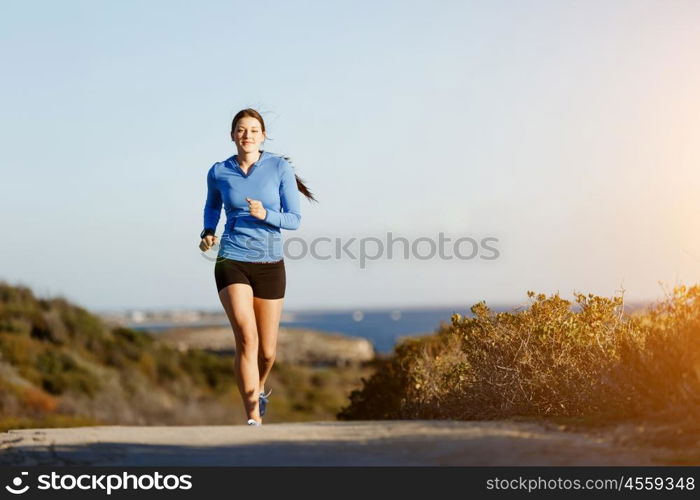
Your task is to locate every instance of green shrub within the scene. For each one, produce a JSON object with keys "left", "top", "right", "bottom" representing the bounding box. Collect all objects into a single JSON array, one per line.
[
  {"left": 35, "top": 349, "right": 101, "bottom": 397},
  {"left": 179, "top": 349, "right": 234, "bottom": 393}
]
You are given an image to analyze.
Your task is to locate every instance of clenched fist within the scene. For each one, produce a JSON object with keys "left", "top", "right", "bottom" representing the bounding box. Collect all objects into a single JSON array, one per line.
[
  {"left": 246, "top": 197, "right": 268, "bottom": 220},
  {"left": 199, "top": 234, "right": 218, "bottom": 252}
]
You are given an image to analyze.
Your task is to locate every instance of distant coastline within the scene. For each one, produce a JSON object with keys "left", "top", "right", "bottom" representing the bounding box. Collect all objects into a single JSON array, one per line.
[{"left": 99, "top": 301, "right": 653, "bottom": 354}]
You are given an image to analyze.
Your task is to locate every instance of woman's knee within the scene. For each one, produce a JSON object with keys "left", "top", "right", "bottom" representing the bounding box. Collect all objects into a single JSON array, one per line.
[
  {"left": 234, "top": 327, "right": 259, "bottom": 354},
  {"left": 258, "top": 349, "right": 276, "bottom": 365}
]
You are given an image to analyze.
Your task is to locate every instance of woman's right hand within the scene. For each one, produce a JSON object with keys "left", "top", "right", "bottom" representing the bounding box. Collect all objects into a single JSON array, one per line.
[{"left": 199, "top": 235, "right": 218, "bottom": 252}]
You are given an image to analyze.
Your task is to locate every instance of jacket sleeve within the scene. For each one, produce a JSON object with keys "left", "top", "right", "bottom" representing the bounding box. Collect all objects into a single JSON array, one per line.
[
  {"left": 263, "top": 159, "right": 302, "bottom": 230},
  {"left": 203, "top": 165, "right": 222, "bottom": 231}
]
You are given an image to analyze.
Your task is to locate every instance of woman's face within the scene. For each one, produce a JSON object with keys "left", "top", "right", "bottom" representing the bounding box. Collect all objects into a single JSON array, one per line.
[{"left": 231, "top": 116, "right": 266, "bottom": 153}]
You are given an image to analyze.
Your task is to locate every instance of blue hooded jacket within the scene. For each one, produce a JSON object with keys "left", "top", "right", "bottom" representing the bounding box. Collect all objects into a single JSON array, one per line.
[{"left": 202, "top": 150, "right": 302, "bottom": 262}]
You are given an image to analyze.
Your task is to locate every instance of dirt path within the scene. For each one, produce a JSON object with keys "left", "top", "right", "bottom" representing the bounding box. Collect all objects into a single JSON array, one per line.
[{"left": 0, "top": 420, "right": 679, "bottom": 466}]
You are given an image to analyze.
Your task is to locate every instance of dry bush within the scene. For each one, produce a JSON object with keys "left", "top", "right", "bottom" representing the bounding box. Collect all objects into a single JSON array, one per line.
[{"left": 339, "top": 285, "right": 700, "bottom": 425}]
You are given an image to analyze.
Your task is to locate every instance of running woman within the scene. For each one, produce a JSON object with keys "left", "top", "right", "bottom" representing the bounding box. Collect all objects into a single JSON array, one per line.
[{"left": 199, "top": 108, "right": 316, "bottom": 426}]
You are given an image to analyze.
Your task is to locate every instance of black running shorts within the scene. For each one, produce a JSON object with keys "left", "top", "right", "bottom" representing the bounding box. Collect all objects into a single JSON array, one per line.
[{"left": 214, "top": 257, "right": 286, "bottom": 299}]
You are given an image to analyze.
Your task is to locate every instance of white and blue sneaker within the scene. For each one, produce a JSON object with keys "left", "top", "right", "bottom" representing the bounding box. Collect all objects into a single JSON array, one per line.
[
  {"left": 246, "top": 418, "right": 261, "bottom": 426},
  {"left": 259, "top": 389, "right": 272, "bottom": 417}
]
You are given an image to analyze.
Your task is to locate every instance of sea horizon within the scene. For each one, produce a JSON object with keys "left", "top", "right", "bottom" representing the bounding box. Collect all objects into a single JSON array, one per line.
[{"left": 116, "top": 300, "right": 654, "bottom": 354}]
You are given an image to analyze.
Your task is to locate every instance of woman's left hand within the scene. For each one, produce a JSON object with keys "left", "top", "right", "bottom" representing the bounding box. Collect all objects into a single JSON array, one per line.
[{"left": 246, "top": 197, "right": 268, "bottom": 220}]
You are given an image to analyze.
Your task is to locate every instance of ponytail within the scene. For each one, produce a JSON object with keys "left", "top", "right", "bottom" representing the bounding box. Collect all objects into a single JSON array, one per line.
[{"left": 282, "top": 155, "right": 318, "bottom": 203}]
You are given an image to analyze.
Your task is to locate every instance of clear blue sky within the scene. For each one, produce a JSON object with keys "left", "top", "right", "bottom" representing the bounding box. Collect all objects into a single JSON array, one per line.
[{"left": 2, "top": 0, "right": 700, "bottom": 312}]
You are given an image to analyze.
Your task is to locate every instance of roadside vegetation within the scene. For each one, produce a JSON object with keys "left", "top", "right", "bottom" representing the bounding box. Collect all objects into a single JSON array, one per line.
[
  {"left": 339, "top": 285, "right": 700, "bottom": 453},
  {"left": 0, "top": 281, "right": 371, "bottom": 431}
]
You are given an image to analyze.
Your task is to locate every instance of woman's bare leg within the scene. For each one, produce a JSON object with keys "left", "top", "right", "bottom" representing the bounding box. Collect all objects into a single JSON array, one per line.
[
  {"left": 253, "top": 297, "right": 284, "bottom": 392},
  {"left": 218, "top": 283, "right": 261, "bottom": 423}
]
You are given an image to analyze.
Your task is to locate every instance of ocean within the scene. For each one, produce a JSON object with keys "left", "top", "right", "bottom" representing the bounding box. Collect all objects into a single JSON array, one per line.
[{"left": 278, "top": 306, "right": 479, "bottom": 353}]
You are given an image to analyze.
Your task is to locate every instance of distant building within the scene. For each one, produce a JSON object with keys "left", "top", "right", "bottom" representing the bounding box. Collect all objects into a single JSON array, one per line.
[{"left": 129, "top": 310, "right": 146, "bottom": 323}]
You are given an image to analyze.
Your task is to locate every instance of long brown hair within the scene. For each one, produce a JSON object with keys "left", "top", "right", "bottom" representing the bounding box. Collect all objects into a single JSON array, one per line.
[{"left": 231, "top": 108, "right": 317, "bottom": 203}]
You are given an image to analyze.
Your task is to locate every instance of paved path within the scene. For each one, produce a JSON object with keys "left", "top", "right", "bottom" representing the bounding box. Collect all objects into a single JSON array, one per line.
[{"left": 0, "top": 420, "right": 671, "bottom": 466}]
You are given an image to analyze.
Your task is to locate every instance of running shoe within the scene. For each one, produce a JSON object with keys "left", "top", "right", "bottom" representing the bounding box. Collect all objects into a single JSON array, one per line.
[
  {"left": 259, "top": 389, "right": 272, "bottom": 417},
  {"left": 247, "top": 418, "right": 261, "bottom": 426}
]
